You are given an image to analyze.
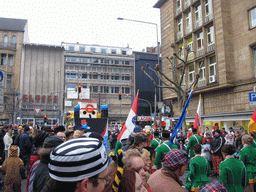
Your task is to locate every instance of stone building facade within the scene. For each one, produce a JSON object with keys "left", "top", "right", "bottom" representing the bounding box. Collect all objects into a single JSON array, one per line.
[
  {"left": 154, "top": 0, "right": 256, "bottom": 130},
  {"left": 62, "top": 42, "right": 135, "bottom": 124},
  {"left": 19, "top": 43, "right": 65, "bottom": 126},
  {"left": 0, "top": 17, "right": 29, "bottom": 123}
]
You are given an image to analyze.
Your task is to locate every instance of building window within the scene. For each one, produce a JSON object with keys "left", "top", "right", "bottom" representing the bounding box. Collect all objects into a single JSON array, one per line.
[
  {"left": 111, "top": 49, "right": 117, "bottom": 54},
  {"left": 111, "top": 75, "right": 119, "bottom": 80},
  {"left": 68, "top": 46, "right": 74, "bottom": 51},
  {"left": 188, "top": 65, "right": 195, "bottom": 84},
  {"left": 253, "top": 47, "right": 256, "bottom": 76},
  {"left": 122, "top": 87, "right": 130, "bottom": 94},
  {"left": 82, "top": 73, "right": 87, "bottom": 79},
  {"left": 122, "top": 50, "right": 127, "bottom": 55},
  {"left": 3, "top": 35, "right": 8, "bottom": 47},
  {"left": 207, "top": 25, "right": 215, "bottom": 45},
  {"left": 100, "top": 86, "right": 109, "bottom": 93},
  {"left": 6, "top": 74, "right": 12, "bottom": 88},
  {"left": 80, "top": 57, "right": 89, "bottom": 62},
  {"left": 209, "top": 56, "right": 216, "bottom": 76},
  {"left": 249, "top": 7, "right": 256, "bottom": 29},
  {"left": 197, "top": 31, "right": 204, "bottom": 50},
  {"left": 11, "top": 36, "right": 16, "bottom": 44},
  {"left": 111, "top": 87, "right": 119, "bottom": 93},
  {"left": 205, "top": 0, "right": 212, "bottom": 16},
  {"left": 185, "top": 11, "right": 192, "bottom": 33},
  {"left": 105, "top": 59, "right": 109, "bottom": 64},
  {"left": 90, "top": 47, "right": 96, "bottom": 52},
  {"left": 8, "top": 55, "right": 14, "bottom": 67},
  {"left": 122, "top": 75, "right": 131, "bottom": 81},
  {"left": 91, "top": 86, "right": 98, "bottom": 93},
  {"left": 66, "top": 73, "right": 76, "bottom": 79},
  {"left": 79, "top": 46, "right": 85, "bottom": 52},
  {"left": 66, "top": 84, "right": 76, "bottom": 89},
  {"left": 198, "top": 61, "right": 205, "bottom": 80},
  {"left": 177, "top": 0, "right": 181, "bottom": 9},
  {"left": 91, "top": 58, "right": 98, "bottom": 63},
  {"left": 101, "top": 48, "right": 106, "bottom": 53},
  {"left": 178, "top": 42, "right": 184, "bottom": 60},
  {"left": 101, "top": 75, "right": 109, "bottom": 80},
  {"left": 1, "top": 54, "right": 6, "bottom": 66},
  {"left": 195, "top": 4, "right": 202, "bottom": 28},
  {"left": 177, "top": 17, "right": 183, "bottom": 34},
  {"left": 114, "top": 60, "right": 119, "bottom": 64},
  {"left": 187, "top": 37, "right": 194, "bottom": 60}
]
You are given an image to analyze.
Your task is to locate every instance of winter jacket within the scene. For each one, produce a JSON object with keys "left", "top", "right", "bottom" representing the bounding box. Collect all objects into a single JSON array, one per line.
[
  {"left": 3, "top": 133, "right": 13, "bottom": 150},
  {"left": 19, "top": 132, "right": 32, "bottom": 156},
  {"left": 210, "top": 135, "right": 225, "bottom": 157}
]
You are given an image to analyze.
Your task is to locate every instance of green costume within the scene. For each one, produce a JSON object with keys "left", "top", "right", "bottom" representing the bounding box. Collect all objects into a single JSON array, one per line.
[
  {"left": 185, "top": 155, "right": 211, "bottom": 190},
  {"left": 251, "top": 138, "right": 256, "bottom": 148},
  {"left": 239, "top": 145, "right": 256, "bottom": 182},
  {"left": 185, "top": 135, "right": 202, "bottom": 158},
  {"left": 219, "top": 156, "right": 247, "bottom": 192},
  {"left": 150, "top": 138, "right": 163, "bottom": 150},
  {"left": 154, "top": 141, "right": 178, "bottom": 169},
  {"left": 114, "top": 140, "right": 122, "bottom": 155}
]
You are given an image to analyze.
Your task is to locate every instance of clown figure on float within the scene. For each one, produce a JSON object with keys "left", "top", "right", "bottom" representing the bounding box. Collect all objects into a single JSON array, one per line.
[{"left": 79, "top": 101, "right": 98, "bottom": 118}]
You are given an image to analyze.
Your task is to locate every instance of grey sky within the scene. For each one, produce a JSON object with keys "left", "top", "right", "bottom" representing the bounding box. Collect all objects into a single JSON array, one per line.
[{"left": 1, "top": 0, "right": 160, "bottom": 51}]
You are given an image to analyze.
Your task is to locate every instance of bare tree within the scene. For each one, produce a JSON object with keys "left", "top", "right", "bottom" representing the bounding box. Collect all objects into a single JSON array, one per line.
[{"left": 141, "top": 45, "right": 203, "bottom": 113}]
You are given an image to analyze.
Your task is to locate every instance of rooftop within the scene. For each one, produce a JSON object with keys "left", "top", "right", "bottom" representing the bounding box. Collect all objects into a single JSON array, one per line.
[{"left": 0, "top": 17, "right": 27, "bottom": 32}]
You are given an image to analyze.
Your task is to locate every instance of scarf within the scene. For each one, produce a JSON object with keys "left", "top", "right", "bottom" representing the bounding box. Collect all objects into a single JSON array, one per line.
[{"left": 161, "top": 167, "right": 183, "bottom": 186}]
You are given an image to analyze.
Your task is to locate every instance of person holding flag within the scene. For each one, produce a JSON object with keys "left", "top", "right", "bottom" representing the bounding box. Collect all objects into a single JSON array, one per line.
[{"left": 113, "top": 91, "right": 139, "bottom": 155}]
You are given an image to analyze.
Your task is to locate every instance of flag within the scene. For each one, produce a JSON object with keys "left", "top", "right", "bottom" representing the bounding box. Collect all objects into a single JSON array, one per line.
[
  {"left": 249, "top": 109, "right": 256, "bottom": 132},
  {"left": 117, "top": 92, "right": 139, "bottom": 141},
  {"left": 169, "top": 89, "right": 194, "bottom": 146},
  {"left": 194, "top": 94, "right": 201, "bottom": 136}
]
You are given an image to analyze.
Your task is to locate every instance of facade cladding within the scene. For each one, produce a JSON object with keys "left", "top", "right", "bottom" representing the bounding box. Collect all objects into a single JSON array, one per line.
[
  {"left": 62, "top": 42, "right": 135, "bottom": 123},
  {"left": 154, "top": 0, "right": 256, "bottom": 129},
  {"left": 133, "top": 51, "right": 162, "bottom": 116}
]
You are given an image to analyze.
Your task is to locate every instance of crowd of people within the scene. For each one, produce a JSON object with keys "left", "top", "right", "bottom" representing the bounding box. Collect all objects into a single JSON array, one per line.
[{"left": 0, "top": 121, "right": 255, "bottom": 192}]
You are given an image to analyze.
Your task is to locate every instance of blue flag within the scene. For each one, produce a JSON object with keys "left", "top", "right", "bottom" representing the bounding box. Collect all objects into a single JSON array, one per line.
[{"left": 169, "top": 89, "right": 194, "bottom": 146}]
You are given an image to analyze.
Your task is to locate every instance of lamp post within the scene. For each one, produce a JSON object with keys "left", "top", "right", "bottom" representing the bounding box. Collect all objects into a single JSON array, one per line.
[
  {"left": 117, "top": 17, "right": 161, "bottom": 126},
  {"left": 138, "top": 98, "right": 152, "bottom": 122}
]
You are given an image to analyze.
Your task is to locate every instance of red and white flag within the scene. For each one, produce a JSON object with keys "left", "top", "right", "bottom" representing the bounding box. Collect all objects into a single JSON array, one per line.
[
  {"left": 117, "top": 92, "right": 139, "bottom": 141},
  {"left": 194, "top": 94, "right": 201, "bottom": 135}
]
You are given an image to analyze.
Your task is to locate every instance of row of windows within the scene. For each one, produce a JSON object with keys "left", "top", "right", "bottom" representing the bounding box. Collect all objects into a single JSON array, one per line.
[
  {"left": 176, "top": 0, "right": 213, "bottom": 38},
  {"left": 67, "top": 46, "right": 128, "bottom": 55},
  {"left": 66, "top": 84, "right": 131, "bottom": 94},
  {"left": 186, "top": 55, "right": 216, "bottom": 85},
  {"left": 3, "top": 35, "right": 16, "bottom": 44},
  {"left": 177, "top": 24, "right": 214, "bottom": 61},
  {"left": 66, "top": 56, "right": 132, "bottom": 65},
  {"left": 66, "top": 73, "right": 132, "bottom": 81},
  {"left": 0, "top": 54, "right": 14, "bottom": 66}
]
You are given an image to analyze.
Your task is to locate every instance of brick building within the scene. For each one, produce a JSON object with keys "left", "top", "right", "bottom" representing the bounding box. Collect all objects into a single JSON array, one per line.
[{"left": 154, "top": 0, "right": 256, "bottom": 130}]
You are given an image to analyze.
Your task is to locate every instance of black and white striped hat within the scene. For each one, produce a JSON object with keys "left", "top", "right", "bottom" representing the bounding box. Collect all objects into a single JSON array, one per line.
[{"left": 48, "top": 137, "right": 108, "bottom": 182}]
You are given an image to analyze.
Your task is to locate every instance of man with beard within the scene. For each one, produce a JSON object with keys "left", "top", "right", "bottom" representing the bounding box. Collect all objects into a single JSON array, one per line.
[{"left": 210, "top": 129, "right": 225, "bottom": 177}]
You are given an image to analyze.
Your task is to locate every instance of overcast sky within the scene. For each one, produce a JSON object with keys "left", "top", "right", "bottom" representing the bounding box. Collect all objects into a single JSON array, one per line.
[{"left": 1, "top": 0, "right": 160, "bottom": 51}]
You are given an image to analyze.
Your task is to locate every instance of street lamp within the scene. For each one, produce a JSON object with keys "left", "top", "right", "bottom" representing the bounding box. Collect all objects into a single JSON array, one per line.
[
  {"left": 117, "top": 17, "right": 161, "bottom": 126},
  {"left": 138, "top": 98, "right": 152, "bottom": 122}
]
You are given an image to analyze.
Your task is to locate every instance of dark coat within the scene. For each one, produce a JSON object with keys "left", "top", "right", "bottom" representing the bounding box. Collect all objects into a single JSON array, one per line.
[
  {"left": 210, "top": 135, "right": 225, "bottom": 157},
  {"left": 19, "top": 132, "right": 32, "bottom": 156}
]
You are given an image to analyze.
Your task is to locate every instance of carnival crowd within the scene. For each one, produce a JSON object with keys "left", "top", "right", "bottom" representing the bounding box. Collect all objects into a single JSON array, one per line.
[{"left": 0, "top": 121, "right": 255, "bottom": 192}]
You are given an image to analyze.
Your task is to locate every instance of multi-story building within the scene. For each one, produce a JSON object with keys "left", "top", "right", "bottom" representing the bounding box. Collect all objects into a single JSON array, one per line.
[
  {"left": 0, "top": 17, "right": 29, "bottom": 124},
  {"left": 133, "top": 51, "right": 162, "bottom": 116},
  {"left": 62, "top": 43, "right": 135, "bottom": 124},
  {"left": 154, "top": 0, "right": 256, "bottom": 129},
  {"left": 19, "top": 43, "right": 65, "bottom": 126}
]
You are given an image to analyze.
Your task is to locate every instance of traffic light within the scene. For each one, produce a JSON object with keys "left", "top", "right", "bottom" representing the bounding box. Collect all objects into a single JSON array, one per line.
[
  {"left": 78, "top": 84, "right": 82, "bottom": 93},
  {"left": 118, "top": 92, "right": 122, "bottom": 100},
  {"left": 44, "top": 115, "right": 47, "bottom": 123}
]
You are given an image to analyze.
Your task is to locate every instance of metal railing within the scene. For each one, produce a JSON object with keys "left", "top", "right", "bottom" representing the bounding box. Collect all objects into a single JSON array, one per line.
[{"left": 0, "top": 42, "right": 16, "bottom": 50}]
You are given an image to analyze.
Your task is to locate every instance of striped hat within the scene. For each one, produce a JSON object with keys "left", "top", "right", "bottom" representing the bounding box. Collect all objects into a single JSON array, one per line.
[{"left": 48, "top": 137, "right": 108, "bottom": 182}]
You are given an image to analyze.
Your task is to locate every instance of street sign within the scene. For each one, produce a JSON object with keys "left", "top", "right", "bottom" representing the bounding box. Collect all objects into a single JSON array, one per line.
[
  {"left": 249, "top": 92, "right": 256, "bottom": 106},
  {"left": 34, "top": 108, "right": 42, "bottom": 115}
]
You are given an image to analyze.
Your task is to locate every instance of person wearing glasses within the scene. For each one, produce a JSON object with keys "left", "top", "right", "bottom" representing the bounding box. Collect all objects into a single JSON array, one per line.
[{"left": 41, "top": 137, "right": 109, "bottom": 192}]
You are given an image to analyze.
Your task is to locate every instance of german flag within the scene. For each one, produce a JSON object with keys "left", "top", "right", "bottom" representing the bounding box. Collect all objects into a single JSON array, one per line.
[{"left": 249, "top": 109, "right": 256, "bottom": 132}]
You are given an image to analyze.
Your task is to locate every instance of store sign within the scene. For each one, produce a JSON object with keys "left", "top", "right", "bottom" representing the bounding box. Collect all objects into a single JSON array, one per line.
[{"left": 137, "top": 116, "right": 151, "bottom": 121}]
